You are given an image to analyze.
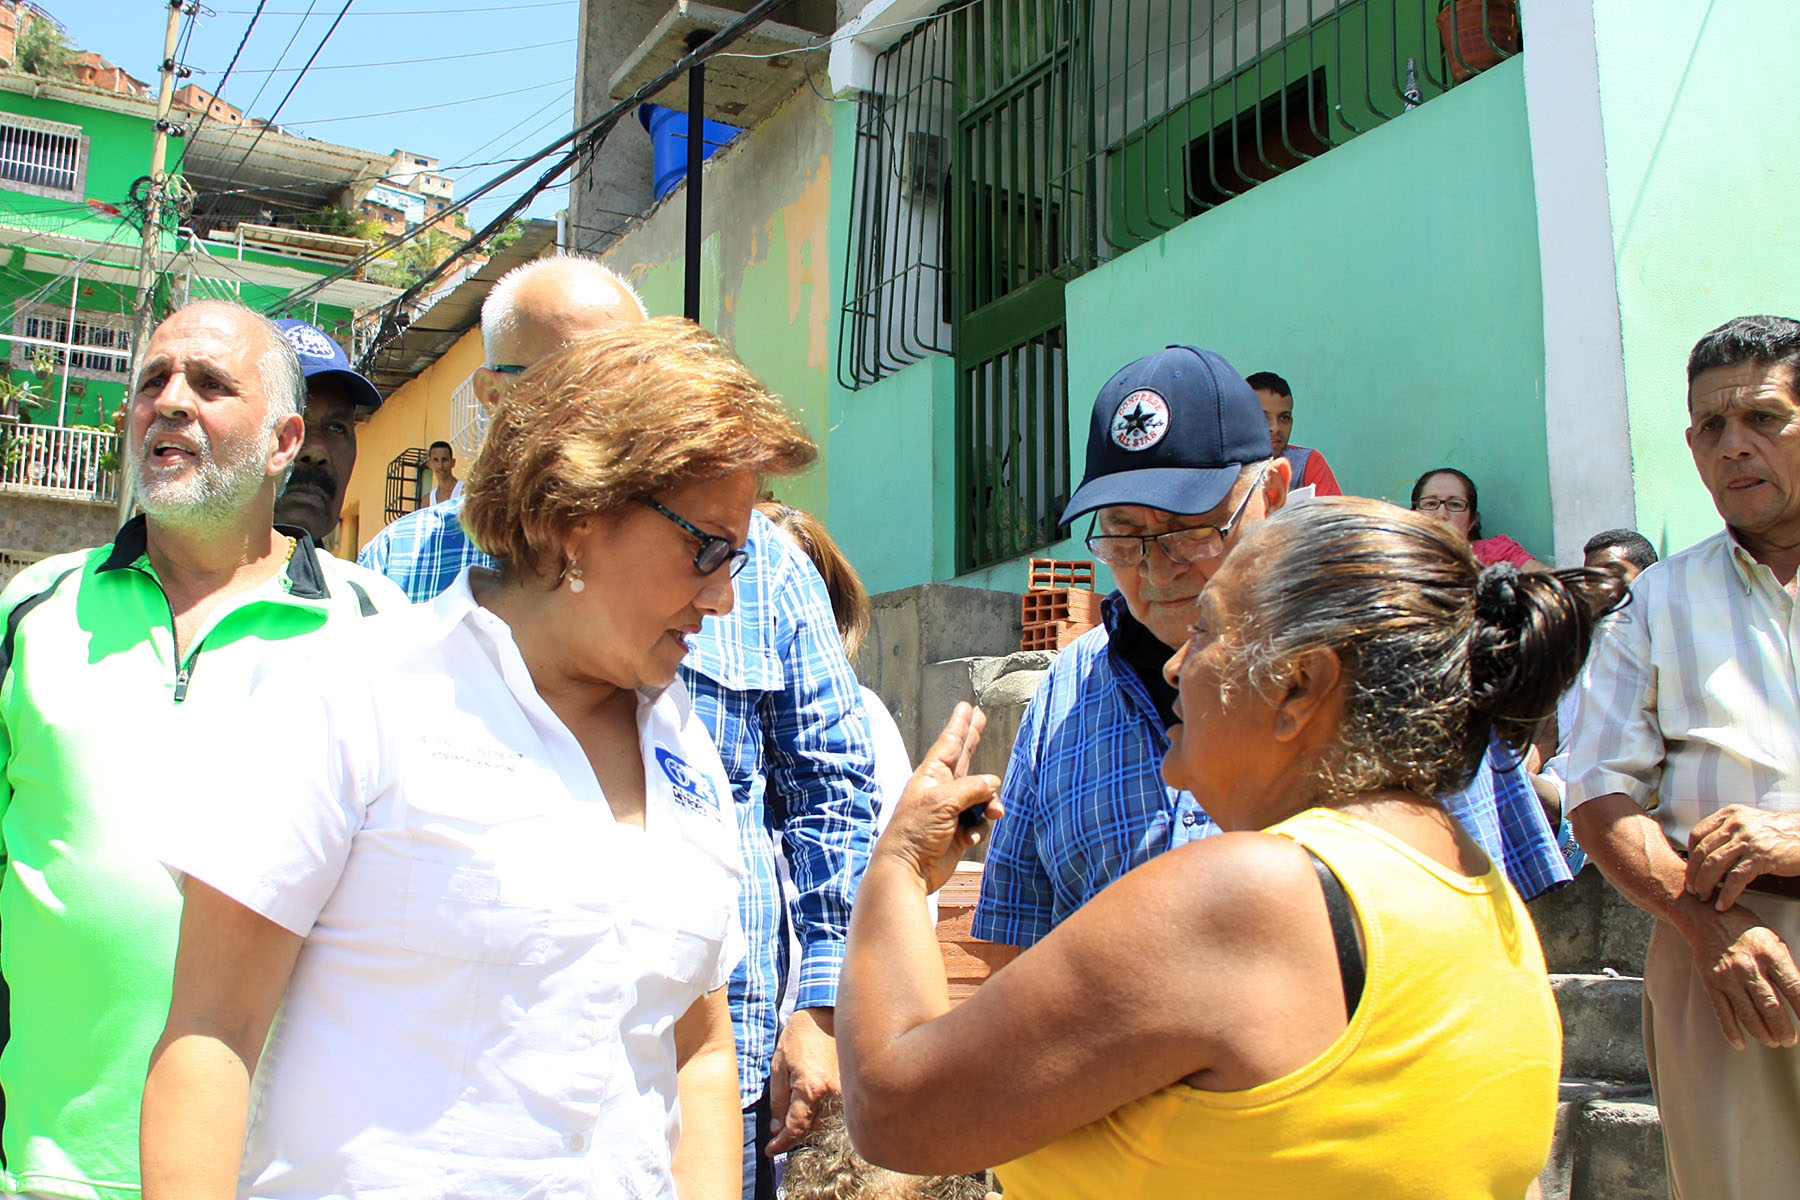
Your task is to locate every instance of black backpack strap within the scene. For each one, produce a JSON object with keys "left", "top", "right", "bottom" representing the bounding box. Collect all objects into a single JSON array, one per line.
[
  {"left": 0, "top": 567, "right": 79, "bottom": 686},
  {"left": 1304, "top": 845, "right": 1366, "bottom": 1020},
  {"left": 347, "top": 580, "right": 377, "bottom": 618}
]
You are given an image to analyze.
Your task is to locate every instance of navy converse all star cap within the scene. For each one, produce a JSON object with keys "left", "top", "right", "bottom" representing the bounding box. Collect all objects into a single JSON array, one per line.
[
  {"left": 272, "top": 319, "right": 383, "bottom": 414},
  {"left": 1060, "top": 344, "right": 1272, "bottom": 524}
]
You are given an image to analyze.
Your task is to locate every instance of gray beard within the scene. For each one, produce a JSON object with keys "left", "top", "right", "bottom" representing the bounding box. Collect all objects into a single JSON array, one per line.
[{"left": 131, "top": 418, "right": 272, "bottom": 531}]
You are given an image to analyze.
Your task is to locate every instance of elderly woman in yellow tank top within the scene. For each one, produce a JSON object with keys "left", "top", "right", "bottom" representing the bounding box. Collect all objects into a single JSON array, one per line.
[{"left": 837, "top": 498, "right": 1625, "bottom": 1200}]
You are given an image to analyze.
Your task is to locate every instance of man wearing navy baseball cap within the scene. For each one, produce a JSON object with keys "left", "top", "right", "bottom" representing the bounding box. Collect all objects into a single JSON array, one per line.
[
  {"left": 271, "top": 319, "right": 383, "bottom": 545},
  {"left": 970, "top": 345, "right": 1291, "bottom": 968},
  {"left": 972, "top": 345, "right": 1572, "bottom": 970}
]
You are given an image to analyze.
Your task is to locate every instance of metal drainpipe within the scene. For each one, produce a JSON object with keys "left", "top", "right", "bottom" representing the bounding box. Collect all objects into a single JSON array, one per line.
[{"left": 683, "top": 29, "right": 709, "bottom": 323}]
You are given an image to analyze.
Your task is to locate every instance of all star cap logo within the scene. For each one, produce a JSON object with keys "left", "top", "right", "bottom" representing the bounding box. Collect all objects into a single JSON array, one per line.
[
  {"left": 1110, "top": 389, "right": 1170, "bottom": 452},
  {"left": 283, "top": 325, "right": 338, "bottom": 361}
]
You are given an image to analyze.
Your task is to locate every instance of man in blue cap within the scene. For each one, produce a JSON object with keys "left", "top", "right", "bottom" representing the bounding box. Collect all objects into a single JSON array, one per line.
[
  {"left": 973, "top": 345, "right": 1570, "bottom": 967},
  {"left": 270, "top": 319, "right": 383, "bottom": 545}
]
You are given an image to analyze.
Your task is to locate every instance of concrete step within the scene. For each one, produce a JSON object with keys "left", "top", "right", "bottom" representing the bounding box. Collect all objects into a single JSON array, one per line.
[
  {"left": 1541, "top": 1081, "right": 1666, "bottom": 1200},
  {"left": 1529, "top": 865, "right": 1656, "bottom": 976},
  {"left": 1553, "top": 973, "right": 1648, "bottom": 1083}
]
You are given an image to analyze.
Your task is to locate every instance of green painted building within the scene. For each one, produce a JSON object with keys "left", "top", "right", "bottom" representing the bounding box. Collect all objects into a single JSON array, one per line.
[
  {"left": 570, "top": 0, "right": 1800, "bottom": 594},
  {"left": 0, "top": 72, "right": 397, "bottom": 431}
]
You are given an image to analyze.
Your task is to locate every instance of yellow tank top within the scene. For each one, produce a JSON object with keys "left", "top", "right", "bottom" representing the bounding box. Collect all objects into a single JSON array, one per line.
[{"left": 993, "top": 807, "right": 1560, "bottom": 1200}]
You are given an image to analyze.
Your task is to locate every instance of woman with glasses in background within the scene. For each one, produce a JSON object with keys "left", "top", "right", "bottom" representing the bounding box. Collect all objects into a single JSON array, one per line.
[
  {"left": 1411, "top": 466, "right": 1549, "bottom": 570},
  {"left": 143, "top": 320, "right": 816, "bottom": 1200}
]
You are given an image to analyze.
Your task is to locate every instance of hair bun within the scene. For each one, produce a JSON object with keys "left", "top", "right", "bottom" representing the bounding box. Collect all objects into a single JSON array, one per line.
[{"left": 1475, "top": 562, "right": 1523, "bottom": 624}]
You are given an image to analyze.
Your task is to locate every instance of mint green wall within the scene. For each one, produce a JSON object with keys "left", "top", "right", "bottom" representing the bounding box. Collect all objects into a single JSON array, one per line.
[
  {"left": 827, "top": 56, "right": 1550, "bottom": 596},
  {"left": 827, "top": 354, "right": 955, "bottom": 594},
  {"left": 1591, "top": 1, "right": 1800, "bottom": 557},
  {"left": 0, "top": 93, "right": 154, "bottom": 239},
  {"left": 1072, "top": 57, "right": 1548, "bottom": 550}
]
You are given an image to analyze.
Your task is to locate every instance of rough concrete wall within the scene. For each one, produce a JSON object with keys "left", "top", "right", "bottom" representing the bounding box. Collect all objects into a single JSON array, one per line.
[
  {"left": 597, "top": 88, "right": 838, "bottom": 514},
  {"left": 569, "top": 0, "right": 667, "bottom": 254},
  {"left": 858, "top": 583, "right": 1021, "bottom": 761},
  {"left": 0, "top": 492, "right": 119, "bottom": 576}
]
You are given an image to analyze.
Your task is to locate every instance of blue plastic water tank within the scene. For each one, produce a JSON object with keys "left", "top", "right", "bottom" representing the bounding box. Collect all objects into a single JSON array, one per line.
[{"left": 640, "top": 103, "right": 743, "bottom": 201}]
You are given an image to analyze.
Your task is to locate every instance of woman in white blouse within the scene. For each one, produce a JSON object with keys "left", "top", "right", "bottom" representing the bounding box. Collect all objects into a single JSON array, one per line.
[{"left": 141, "top": 320, "right": 818, "bottom": 1200}]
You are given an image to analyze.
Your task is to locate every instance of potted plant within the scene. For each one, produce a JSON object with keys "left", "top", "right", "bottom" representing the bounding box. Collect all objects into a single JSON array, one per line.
[{"left": 1437, "top": 0, "right": 1522, "bottom": 84}]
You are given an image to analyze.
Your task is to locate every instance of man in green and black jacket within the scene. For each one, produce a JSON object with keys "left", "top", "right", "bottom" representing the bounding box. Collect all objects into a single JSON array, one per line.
[{"left": 0, "top": 301, "right": 403, "bottom": 1200}]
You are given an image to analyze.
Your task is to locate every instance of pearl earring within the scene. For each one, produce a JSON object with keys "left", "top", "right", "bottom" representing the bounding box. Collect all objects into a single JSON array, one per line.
[{"left": 566, "top": 561, "right": 585, "bottom": 594}]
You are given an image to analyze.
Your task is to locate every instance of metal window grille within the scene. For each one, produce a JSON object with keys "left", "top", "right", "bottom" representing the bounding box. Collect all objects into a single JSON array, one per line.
[
  {"left": 384, "top": 446, "right": 430, "bottom": 523},
  {"left": 843, "top": 0, "right": 1522, "bottom": 569},
  {"left": 11, "top": 310, "right": 133, "bottom": 379},
  {"left": 837, "top": 15, "right": 957, "bottom": 390},
  {"left": 0, "top": 114, "right": 86, "bottom": 198},
  {"left": 446, "top": 372, "right": 488, "bottom": 460}
]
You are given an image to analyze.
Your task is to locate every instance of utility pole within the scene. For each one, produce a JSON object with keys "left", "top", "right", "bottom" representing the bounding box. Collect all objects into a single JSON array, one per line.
[{"left": 119, "top": 0, "right": 191, "bottom": 523}]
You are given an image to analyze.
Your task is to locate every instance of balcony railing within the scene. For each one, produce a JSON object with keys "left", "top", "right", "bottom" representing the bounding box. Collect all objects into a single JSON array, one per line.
[{"left": 0, "top": 422, "right": 119, "bottom": 504}]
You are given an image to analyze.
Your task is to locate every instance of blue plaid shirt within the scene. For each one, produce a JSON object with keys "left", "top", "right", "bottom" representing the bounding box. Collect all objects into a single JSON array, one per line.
[
  {"left": 355, "top": 497, "right": 490, "bottom": 599},
  {"left": 973, "top": 593, "right": 1570, "bottom": 947},
  {"left": 359, "top": 503, "right": 879, "bottom": 1102}
]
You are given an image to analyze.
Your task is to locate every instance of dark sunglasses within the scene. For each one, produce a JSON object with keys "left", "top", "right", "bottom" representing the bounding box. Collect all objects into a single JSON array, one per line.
[{"left": 640, "top": 498, "right": 751, "bottom": 577}]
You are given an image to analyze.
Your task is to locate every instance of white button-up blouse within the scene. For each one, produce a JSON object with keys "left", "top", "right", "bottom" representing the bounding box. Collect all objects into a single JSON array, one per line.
[{"left": 165, "top": 572, "right": 744, "bottom": 1199}]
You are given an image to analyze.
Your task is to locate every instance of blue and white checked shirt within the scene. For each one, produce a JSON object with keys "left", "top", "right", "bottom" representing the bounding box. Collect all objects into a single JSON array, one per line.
[
  {"left": 973, "top": 593, "right": 1570, "bottom": 948},
  {"left": 359, "top": 502, "right": 879, "bottom": 1102},
  {"left": 356, "top": 496, "right": 490, "bottom": 600}
]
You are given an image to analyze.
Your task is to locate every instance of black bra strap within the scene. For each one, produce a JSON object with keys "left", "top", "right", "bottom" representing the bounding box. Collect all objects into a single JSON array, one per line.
[{"left": 1304, "top": 846, "right": 1365, "bottom": 1020}]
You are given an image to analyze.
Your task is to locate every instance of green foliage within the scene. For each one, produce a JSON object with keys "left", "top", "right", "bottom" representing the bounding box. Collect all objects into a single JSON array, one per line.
[
  {"left": 0, "top": 373, "right": 40, "bottom": 422},
  {"left": 489, "top": 217, "right": 527, "bottom": 253},
  {"left": 16, "top": 17, "right": 76, "bottom": 81},
  {"left": 365, "top": 229, "right": 458, "bottom": 291},
  {"left": 302, "top": 207, "right": 385, "bottom": 243},
  {"left": 68, "top": 424, "right": 120, "bottom": 472}
]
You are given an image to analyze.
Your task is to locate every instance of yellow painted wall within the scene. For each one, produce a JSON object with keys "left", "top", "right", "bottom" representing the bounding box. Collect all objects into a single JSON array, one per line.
[{"left": 340, "top": 326, "right": 485, "bottom": 556}]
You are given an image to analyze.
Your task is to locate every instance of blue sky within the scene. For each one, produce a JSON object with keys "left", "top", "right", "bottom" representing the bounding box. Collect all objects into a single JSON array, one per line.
[{"left": 70, "top": 0, "right": 582, "bottom": 230}]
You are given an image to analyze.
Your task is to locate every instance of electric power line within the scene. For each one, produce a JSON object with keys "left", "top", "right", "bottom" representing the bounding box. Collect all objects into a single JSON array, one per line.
[
  {"left": 271, "top": 0, "right": 801, "bottom": 331},
  {"left": 482, "top": 101, "right": 574, "bottom": 170},
  {"left": 231, "top": 0, "right": 320, "bottom": 127},
  {"left": 216, "top": 0, "right": 571, "bottom": 12},
  {"left": 224, "top": 37, "right": 566, "bottom": 74},
  {"left": 182, "top": 152, "right": 543, "bottom": 204},
  {"left": 281, "top": 76, "right": 570, "bottom": 126},
  {"left": 214, "top": 0, "right": 355, "bottom": 199},
  {"left": 455, "top": 89, "right": 572, "bottom": 166},
  {"left": 182, "top": 0, "right": 267, "bottom": 151}
]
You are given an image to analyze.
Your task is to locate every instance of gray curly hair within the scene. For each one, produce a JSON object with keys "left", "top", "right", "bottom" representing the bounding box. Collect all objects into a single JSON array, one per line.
[{"left": 1212, "top": 498, "right": 1624, "bottom": 801}]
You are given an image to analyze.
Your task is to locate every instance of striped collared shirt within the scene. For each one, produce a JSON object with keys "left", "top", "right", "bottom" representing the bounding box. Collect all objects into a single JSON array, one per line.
[
  {"left": 359, "top": 504, "right": 878, "bottom": 1102},
  {"left": 1566, "top": 528, "right": 1800, "bottom": 844}
]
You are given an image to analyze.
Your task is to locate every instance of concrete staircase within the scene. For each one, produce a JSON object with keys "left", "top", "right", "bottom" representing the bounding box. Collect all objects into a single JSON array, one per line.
[
  {"left": 1530, "top": 868, "right": 1668, "bottom": 1199},
  {"left": 865, "top": 584, "right": 1671, "bottom": 1199}
]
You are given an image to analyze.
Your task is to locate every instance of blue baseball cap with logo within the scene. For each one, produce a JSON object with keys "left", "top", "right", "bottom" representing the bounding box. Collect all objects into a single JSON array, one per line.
[
  {"left": 272, "top": 319, "right": 383, "bottom": 414},
  {"left": 1060, "top": 344, "right": 1272, "bottom": 524}
]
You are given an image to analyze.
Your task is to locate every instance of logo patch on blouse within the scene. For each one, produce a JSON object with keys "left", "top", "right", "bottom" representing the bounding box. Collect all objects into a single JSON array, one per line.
[
  {"left": 1110, "top": 389, "right": 1170, "bottom": 451},
  {"left": 656, "top": 747, "right": 717, "bottom": 813}
]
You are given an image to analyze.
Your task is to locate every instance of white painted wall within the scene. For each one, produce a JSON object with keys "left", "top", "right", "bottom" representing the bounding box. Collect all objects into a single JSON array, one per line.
[{"left": 1520, "top": 0, "right": 1635, "bottom": 563}]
